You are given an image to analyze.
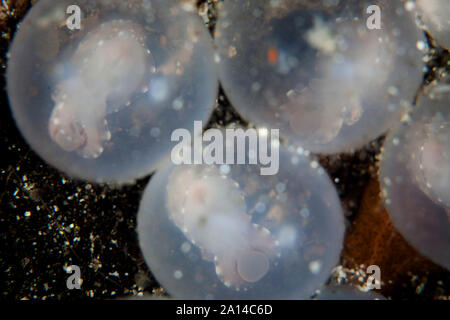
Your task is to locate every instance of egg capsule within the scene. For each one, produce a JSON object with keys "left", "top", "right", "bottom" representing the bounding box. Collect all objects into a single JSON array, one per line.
[
  {"left": 215, "top": 0, "right": 425, "bottom": 154},
  {"left": 137, "top": 142, "right": 345, "bottom": 299},
  {"left": 380, "top": 86, "right": 450, "bottom": 268},
  {"left": 7, "top": 0, "right": 217, "bottom": 183},
  {"left": 416, "top": 0, "right": 450, "bottom": 49}
]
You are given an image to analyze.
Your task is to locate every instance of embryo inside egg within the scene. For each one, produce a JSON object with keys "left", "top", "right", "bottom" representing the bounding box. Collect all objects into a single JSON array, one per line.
[
  {"left": 49, "top": 19, "right": 152, "bottom": 159},
  {"left": 137, "top": 145, "right": 345, "bottom": 299},
  {"left": 166, "top": 165, "right": 280, "bottom": 290},
  {"left": 7, "top": 0, "right": 217, "bottom": 183}
]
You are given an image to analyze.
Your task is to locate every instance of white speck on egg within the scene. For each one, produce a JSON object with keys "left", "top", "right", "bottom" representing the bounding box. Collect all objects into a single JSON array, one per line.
[
  {"left": 300, "top": 208, "right": 310, "bottom": 218},
  {"left": 181, "top": 242, "right": 191, "bottom": 253},
  {"left": 220, "top": 164, "right": 230, "bottom": 175},
  {"left": 174, "top": 270, "right": 183, "bottom": 280},
  {"left": 309, "top": 260, "right": 322, "bottom": 275}
]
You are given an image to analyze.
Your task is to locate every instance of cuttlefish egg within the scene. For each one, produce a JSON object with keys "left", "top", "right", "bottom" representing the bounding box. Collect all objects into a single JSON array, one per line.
[
  {"left": 215, "top": 0, "right": 425, "bottom": 154},
  {"left": 380, "top": 86, "right": 450, "bottom": 268},
  {"left": 7, "top": 0, "right": 217, "bottom": 183},
  {"left": 137, "top": 145, "right": 345, "bottom": 299},
  {"left": 48, "top": 20, "right": 151, "bottom": 159}
]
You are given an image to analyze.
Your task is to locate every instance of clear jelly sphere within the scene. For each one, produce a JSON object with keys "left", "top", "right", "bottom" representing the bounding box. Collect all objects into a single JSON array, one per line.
[
  {"left": 7, "top": 0, "right": 217, "bottom": 183},
  {"left": 416, "top": 0, "right": 450, "bottom": 49},
  {"left": 380, "top": 86, "right": 450, "bottom": 268},
  {"left": 215, "top": 0, "right": 425, "bottom": 154},
  {"left": 137, "top": 142, "right": 345, "bottom": 299}
]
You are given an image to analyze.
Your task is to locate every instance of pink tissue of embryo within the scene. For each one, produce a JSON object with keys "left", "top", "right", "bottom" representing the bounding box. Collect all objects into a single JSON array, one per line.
[
  {"left": 48, "top": 19, "right": 151, "bottom": 158},
  {"left": 166, "top": 165, "right": 280, "bottom": 290}
]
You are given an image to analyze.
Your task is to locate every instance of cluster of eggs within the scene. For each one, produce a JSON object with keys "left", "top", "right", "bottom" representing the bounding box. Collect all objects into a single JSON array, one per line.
[{"left": 6, "top": 0, "right": 448, "bottom": 299}]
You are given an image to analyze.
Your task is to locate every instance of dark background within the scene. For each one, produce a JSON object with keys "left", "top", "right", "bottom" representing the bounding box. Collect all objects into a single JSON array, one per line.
[{"left": 0, "top": 0, "right": 448, "bottom": 300}]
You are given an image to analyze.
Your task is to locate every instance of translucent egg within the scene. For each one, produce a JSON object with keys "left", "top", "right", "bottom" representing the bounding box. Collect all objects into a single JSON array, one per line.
[
  {"left": 7, "top": 0, "right": 217, "bottom": 183},
  {"left": 380, "top": 86, "right": 450, "bottom": 268},
  {"left": 416, "top": 0, "right": 450, "bottom": 49},
  {"left": 215, "top": 0, "right": 425, "bottom": 154},
  {"left": 137, "top": 144, "right": 345, "bottom": 299}
]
